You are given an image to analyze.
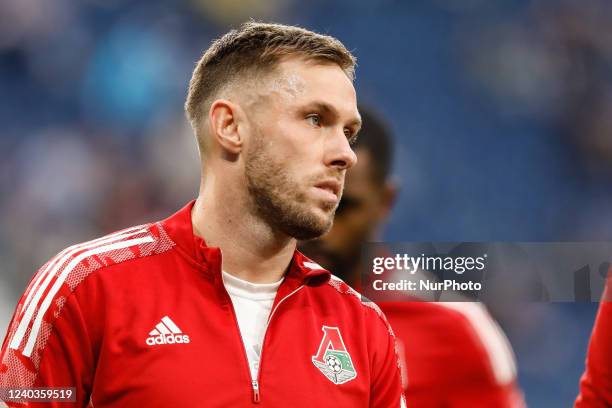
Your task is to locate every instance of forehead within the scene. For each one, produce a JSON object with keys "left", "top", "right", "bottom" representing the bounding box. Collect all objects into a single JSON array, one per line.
[{"left": 270, "top": 57, "right": 358, "bottom": 115}]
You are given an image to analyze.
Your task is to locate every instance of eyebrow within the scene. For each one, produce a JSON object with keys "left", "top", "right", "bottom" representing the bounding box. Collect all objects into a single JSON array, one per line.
[{"left": 305, "top": 101, "right": 362, "bottom": 131}]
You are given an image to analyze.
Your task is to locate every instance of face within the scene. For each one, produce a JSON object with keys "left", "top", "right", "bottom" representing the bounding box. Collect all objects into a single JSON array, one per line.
[{"left": 243, "top": 57, "right": 360, "bottom": 240}]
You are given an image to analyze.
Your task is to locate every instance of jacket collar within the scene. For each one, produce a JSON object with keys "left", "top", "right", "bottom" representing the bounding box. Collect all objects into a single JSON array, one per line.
[{"left": 160, "top": 201, "right": 331, "bottom": 287}]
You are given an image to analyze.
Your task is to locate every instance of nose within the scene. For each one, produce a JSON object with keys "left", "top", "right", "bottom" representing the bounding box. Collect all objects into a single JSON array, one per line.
[{"left": 325, "top": 130, "right": 358, "bottom": 170}]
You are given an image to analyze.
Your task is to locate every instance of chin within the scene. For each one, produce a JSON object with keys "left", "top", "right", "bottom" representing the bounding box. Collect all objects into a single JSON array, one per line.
[
  {"left": 309, "top": 213, "right": 335, "bottom": 237},
  {"left": 287, "top": 209, "right": 334, "bottom": 241},
  {"left": 312, "top": 205, "right": 336, "bottom": 224}
]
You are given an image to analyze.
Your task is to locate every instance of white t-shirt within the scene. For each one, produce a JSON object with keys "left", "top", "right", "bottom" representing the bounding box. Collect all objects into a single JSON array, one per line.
[{"left": 222, "top": 271, "right": 283, "bottom": 380}]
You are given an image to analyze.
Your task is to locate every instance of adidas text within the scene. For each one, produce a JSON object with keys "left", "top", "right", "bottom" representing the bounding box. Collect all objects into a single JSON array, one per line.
[{"left": 146, "top": 334, "right": 190, "bottom": 346}]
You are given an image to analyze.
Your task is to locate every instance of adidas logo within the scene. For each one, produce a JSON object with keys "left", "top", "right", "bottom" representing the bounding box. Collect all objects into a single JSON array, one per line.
[{"left": 146, "top": 316, "right": 190, "bottom": 346}]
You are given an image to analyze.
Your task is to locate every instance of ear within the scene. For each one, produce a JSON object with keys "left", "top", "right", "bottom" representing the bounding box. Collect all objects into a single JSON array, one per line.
[{"left": 208, "top": 99, "right": 243, "bottom": 155}]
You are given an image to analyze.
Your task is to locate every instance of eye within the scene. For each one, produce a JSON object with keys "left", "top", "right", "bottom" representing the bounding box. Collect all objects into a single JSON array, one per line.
[
  {"left": 306, "top": 114, "right": 321, "bottom": 127},
  {"left": 345, "top": 129, "right": 358, "bottom": 146}
]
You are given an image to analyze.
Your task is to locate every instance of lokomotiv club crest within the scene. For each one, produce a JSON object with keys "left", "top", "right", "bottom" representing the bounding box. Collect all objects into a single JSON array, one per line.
[{"left": 311, "top": 326, "right": 357, "bottom": 384}]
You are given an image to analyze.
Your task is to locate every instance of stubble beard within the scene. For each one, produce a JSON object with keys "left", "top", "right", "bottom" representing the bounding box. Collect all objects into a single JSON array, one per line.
[{"left": 245, "top": 134, "right": 338, "bottom": 241}]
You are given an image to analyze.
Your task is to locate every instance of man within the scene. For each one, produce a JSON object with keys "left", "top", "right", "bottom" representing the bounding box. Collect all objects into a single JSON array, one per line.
[
  {"left": 0, "top": 23, "right": 405, "bottom": 407},
  {"left": 575, "top": 276, "right": 612, "bottom": 407},
  {"left": 300, "top": 107, "right": 526, "bottom": 407}
]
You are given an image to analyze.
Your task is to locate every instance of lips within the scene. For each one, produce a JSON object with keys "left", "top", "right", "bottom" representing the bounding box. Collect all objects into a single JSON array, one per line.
[{"left": 314, "top": 179, "right": 341, "bottom": 199}]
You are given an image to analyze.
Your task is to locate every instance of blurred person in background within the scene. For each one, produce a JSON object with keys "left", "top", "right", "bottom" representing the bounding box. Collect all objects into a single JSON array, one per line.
[
  {"left": 0, "top": 22, "right": 405, "bottom": 407},
  {"left": 576, "top": 276, "right": 612, "bottom": 407},
  {"left": 300, "top": 107, "right": 526, "bottom": 407}
]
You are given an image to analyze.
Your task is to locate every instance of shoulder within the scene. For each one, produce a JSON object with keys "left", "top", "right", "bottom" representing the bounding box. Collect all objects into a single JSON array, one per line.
[
  {"left": 31, "top": 222, "right": 175, "bottom": 291},
  {"left": 2, "top": 222, "right": 176, "bottom": 357},
  {"left": 382, "top": 300, "right": 517, "bottom": 385},
  {"left": 436, "top": 302, "right": 516, "bottom": 384},
  {"left": 322, "top": 274, "right": 394, "bottom": 332}
]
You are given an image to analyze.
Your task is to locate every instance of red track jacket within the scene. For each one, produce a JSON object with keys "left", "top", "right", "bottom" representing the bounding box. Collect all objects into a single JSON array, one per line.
[
  {"left": 575, "top": 277, "right": 612, "bottom": 407},
  {"left": 0, "top": 202, "right": 405, "bottom": 407},
  {"left": 381, "top": 302, "right": 525, "bottom": 407}
]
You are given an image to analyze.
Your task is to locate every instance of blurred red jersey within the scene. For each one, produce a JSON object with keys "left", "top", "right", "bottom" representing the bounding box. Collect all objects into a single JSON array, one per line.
[
  {"left": 379, "top": 301, "right": 526, "bottom": 407},
  {"left": 575, "top": 277, "right": 612, "bottom": 407},
  {"left": 0, "top": 202, "right": 405, "bottom": 407}
]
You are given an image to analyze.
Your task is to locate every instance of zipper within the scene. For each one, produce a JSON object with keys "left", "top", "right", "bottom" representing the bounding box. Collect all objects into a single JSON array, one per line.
[
  {"left": 252, "top": 285, "right": 305, "bottom": 403},
  {"left": 226, "top": 281, "right": 305, "bottom": 404},
  {"left": 225, "top": 296, "right": 259, "bottom": 403},
  {"left": 251, "top": 380, "right": 260, "bottom": 402}
]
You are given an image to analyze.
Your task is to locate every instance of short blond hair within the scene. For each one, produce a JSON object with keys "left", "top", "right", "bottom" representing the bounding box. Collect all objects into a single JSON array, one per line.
[{"left": 185, "top": 21, "right": 356, "bottom": 134}]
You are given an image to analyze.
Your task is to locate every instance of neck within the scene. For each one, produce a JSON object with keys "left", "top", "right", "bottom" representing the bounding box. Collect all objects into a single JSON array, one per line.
[{"left": 192, "top": 175, "right": 296, "bottom": 284}]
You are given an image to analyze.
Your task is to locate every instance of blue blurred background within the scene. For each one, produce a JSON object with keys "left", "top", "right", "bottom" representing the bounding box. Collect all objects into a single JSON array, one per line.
[{"left": 1, "top": 0, "right": 611, "bottom": 406}]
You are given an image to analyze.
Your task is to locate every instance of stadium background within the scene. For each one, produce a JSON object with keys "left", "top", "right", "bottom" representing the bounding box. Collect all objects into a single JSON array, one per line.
[{"left": 1, "top": 0, "right": 610, "bottom": 406}]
